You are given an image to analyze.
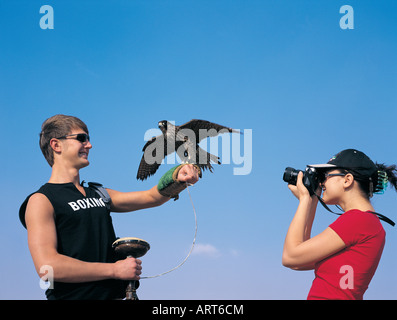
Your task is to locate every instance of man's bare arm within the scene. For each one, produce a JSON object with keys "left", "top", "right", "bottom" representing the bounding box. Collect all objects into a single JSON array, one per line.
[{"left": 25, "top": 193, "right": 141, "bottom": 282}]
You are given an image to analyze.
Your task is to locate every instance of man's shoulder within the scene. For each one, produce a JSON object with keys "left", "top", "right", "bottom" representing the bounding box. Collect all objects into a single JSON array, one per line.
[
  {"left": 19, "top": 184, "right": 52, "bottom": 228},
  {"left": 27, "top": 192, "right": 52, "bottom": 205}
]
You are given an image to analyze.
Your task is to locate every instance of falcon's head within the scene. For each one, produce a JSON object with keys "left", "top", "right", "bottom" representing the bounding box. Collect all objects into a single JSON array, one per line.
[{"left": 158, "top": 120, "right": 168, "bottom": 133}]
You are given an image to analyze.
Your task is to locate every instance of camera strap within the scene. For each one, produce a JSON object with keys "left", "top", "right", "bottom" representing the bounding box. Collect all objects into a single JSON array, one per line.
[
  {"left": 313, "top": 192, "right": 395, "bottom": 227},
  {"left": 87, "top": 181, "right": 112, "bottom": 211}
]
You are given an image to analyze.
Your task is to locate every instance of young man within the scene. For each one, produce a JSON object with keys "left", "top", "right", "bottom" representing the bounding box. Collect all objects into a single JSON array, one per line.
[{"left": 19, "top": 114, "right": 200, "bottom": 300}]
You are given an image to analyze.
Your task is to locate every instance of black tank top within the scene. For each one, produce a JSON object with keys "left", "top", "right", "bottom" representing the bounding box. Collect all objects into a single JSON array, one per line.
[{"left": 19, "top": 182, "right": 126, "bottom": 300}]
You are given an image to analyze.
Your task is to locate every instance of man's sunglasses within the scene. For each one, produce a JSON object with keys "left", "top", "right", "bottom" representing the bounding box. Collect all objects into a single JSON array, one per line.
[{"left": 56, "top": 133, "right": 90, "bottom": 143}]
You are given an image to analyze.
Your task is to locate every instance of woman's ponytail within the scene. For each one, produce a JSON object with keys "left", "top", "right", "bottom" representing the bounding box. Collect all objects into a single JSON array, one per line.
[{"left": 375, "top": 163, "right": 397, "bottom": 193}]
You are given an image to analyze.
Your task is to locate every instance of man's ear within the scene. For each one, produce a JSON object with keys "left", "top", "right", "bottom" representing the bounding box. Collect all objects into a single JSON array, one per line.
[{"left": 49, "top": 138, "right": 62, "bottom": 153}]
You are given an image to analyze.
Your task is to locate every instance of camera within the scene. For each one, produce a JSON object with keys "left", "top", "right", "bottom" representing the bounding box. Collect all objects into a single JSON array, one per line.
[{"left": 283, "top": 167, "right": 323, "bottom": 196}]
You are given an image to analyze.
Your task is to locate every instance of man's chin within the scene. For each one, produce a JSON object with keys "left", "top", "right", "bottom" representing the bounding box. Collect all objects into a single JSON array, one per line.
[{"left": 80, "top": 160, "right": 90, "bottom": 168}]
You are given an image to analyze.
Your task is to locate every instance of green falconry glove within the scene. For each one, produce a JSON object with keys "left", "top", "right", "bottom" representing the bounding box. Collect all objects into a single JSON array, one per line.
[{"left": 157, "top": 164, "right": 201, "bottom": 200}]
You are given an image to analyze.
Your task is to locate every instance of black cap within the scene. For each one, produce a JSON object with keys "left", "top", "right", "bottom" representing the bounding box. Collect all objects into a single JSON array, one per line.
[{"left": 308, "top": 149, "right": 377, "bottom": 178}]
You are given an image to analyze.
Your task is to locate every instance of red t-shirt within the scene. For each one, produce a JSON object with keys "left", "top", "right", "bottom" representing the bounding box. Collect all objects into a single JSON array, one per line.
[{"left": 307, "top": 209, "right": 385, "bottom": 300}]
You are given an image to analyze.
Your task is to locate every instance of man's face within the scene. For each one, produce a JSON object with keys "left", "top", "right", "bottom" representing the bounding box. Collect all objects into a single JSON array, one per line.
[{"left": 57, "top": 128, "right": 92, "bottom": 169}]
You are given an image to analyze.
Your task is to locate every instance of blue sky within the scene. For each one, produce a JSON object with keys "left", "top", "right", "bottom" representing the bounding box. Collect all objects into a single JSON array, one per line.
[{"left": 1, "top": 0, "right": 397, "bottom": 299}]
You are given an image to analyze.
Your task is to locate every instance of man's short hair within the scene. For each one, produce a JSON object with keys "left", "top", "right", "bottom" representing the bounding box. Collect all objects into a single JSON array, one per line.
[{"left": 39, "top": 114, "right": 89, "bottom": 166}]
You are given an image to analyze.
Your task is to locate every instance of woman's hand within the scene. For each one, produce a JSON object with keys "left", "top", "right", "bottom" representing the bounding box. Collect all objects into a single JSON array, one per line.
[
  {"left": 288, "top": 171, "right": 311, "bottom": 200},
  {"left": 288, "top": 171, "right": 322, "bottom": 201}
]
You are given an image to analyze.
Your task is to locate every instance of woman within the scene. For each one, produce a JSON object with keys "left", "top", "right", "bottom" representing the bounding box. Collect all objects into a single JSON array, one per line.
[{"left": 282, "top": 149, "right": 396, "bottom": 300}]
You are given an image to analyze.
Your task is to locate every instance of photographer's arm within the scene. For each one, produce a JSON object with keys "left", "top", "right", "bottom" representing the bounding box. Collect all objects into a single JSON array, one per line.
[
  {"left": 282, "top": 172, "right": 345, "bottom": 270},
  {"left": 303, "top": 195, "right": 317, "bottom": 241}
]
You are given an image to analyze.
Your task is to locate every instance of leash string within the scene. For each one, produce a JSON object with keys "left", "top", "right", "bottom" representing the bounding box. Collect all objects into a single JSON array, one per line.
[{"left": 141, "top": 183, "right": 197, "bottom": 279}]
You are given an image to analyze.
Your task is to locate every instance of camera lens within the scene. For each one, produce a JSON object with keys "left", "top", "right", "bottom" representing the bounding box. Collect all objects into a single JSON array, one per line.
[{"left": 283, "top": 167, "right": 300, "bottom": 185}]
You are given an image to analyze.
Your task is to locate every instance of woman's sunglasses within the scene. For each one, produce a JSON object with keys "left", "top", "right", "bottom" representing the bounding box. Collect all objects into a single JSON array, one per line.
[
  {"left": 56, "top": 133, "right": 90, "bottom": 143},
  {"left": 318, "top": 172, "right": 347, "bottom": 184}
]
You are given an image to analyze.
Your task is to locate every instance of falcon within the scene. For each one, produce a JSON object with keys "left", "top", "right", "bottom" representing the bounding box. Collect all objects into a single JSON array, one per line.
[{"left": 137, "top": 119, "right": 241, "bottom": 181}]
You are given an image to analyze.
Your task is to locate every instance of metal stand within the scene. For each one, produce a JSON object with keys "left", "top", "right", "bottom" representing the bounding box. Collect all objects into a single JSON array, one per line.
[{"left": 112, "top": 237, "right": 150, "bottom": 300}]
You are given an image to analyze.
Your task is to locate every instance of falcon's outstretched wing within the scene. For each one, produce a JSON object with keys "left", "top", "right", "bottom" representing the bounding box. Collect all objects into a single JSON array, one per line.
[
  {"left": 136, "top": 135, "right": 166, "bottom": 181},
  {"left": 178, "top": 119, "right": 241, "bottom": 143}
]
